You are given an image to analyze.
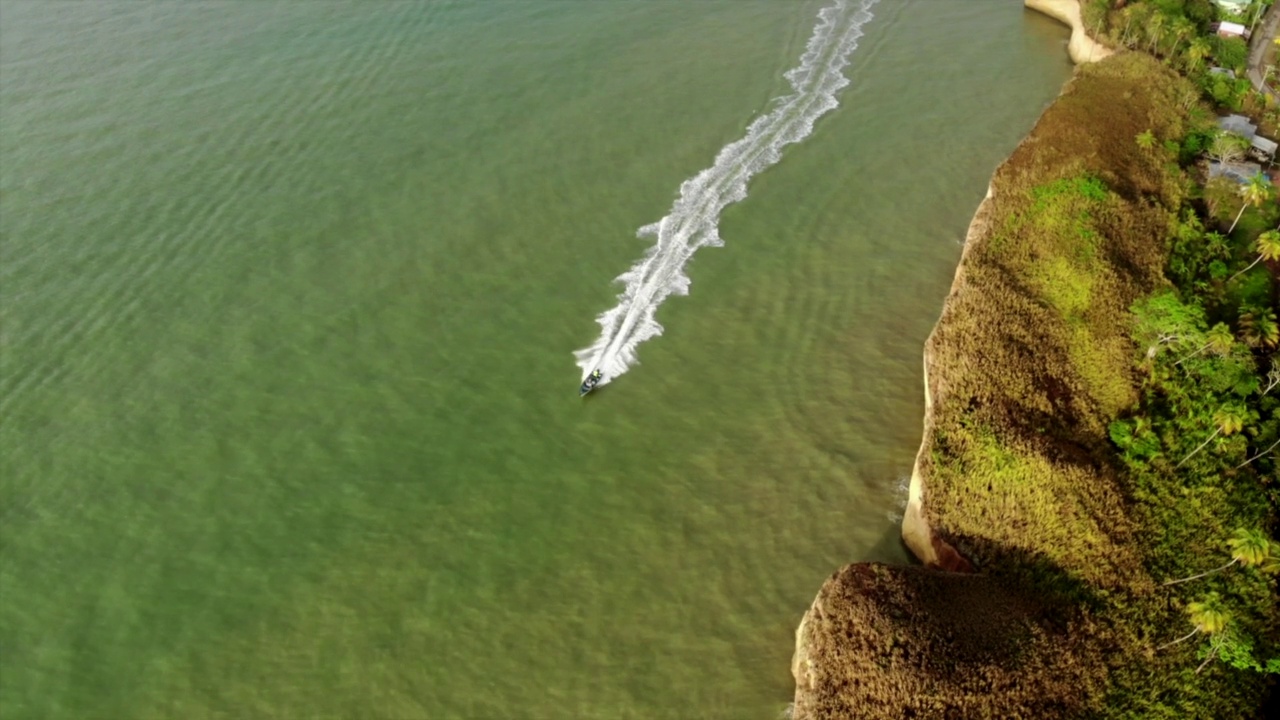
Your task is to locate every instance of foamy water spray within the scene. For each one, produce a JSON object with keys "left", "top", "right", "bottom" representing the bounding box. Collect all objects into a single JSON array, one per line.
[{"left": 575, "top": 0, "right": 879, "bottom": 386}]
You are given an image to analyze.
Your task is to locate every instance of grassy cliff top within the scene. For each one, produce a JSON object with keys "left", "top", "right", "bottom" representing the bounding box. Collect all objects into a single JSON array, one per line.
[
  {"left": 794, "top": 51, "right": 1277, "bottom": 718},
  {"left": 920, "top": 53, "right": 1194, "bottom": 590}
]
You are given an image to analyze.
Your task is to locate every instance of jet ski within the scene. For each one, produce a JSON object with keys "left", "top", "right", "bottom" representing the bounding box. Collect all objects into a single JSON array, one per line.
[{"left": 580, "top": 369, "right": 603, "bottom": 397}]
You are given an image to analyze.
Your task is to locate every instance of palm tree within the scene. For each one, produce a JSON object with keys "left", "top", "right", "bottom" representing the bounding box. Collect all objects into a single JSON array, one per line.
[
  {"left": 1163, "top": 528, "right": 1273, "bottom": 585},
  {"left": 1120, "top": 4, "right": 1151, "bottom": 48},
  {"left": 1158, "top": 593, "right": 1229, "bottom": 652},
  {"left": 1239, "top": 308, "right": 1280, "bottom": 349},
  {"left": 1136, "top": 129, "right": 1157, "bottom": 152},
  {"left": 1167, "top": 16, "right": 1195, "bottom": 60},
  {"left": 1234, "top": 78, "right": 1255, "bottom": 108},
  {"left": 1226, "top": 228, "right": 1280, "bottom": 282},
  {"left": 1227, "top": 174, "right": 1275, "bottom": 235},
  {"left": 1186, "top": 36, "right": 1212, "bottom": 71},
  {"left": 1262, "top": 542, "right": 1280, "bottom": 575},
  {"left": 1174, "top": 323, "right": 1235, "bottom": 366},
  {"left": 1146, "top": 12, "right": 1168, "bottom": 55},
  {"left": 1190, "top": 596, "right": 1229, "bottom": 631},
  {"left": 1236, "top": 437, "right": 1280, "bottom": 469},
  {"left": 1175, "top": 404, "right": 1248, "bottom": 468}
]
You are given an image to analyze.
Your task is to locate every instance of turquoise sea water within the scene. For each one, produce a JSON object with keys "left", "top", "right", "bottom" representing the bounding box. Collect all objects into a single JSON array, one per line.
[{"left": 1, "top": 2, "right": 1071, "bottom": 718}]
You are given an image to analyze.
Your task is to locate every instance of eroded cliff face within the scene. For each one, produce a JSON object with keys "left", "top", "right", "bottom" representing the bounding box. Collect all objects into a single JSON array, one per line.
[
  {"left": 889, "top": 0, "right": 1117, "bottom": 581},
  {"left": 792, "top": 52, "right": 1199, "bottom": 718},
  {"left": 899, "top": 184, "right": 995, "bottom": 575}
]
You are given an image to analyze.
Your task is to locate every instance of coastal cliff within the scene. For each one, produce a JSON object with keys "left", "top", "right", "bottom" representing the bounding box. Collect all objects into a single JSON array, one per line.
[
  {"left": 901, "top": 0, "right": 1122, "bottom": 581},
  {"left": 790, "top": 51, "right": 1258, "bottom": 718},
  {"left": 899, "top": 187, "right": 992, "bottom": 574},
  {"left": 791, "top": 562, "right": 1107, "bottom": 718}
]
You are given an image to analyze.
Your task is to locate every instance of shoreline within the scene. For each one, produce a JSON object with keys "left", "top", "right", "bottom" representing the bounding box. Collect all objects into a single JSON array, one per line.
[
  {"left": 792, "top": 51, "right": 1191, "bottom": 715},
  {"left": 788, "top": 2, "right": 1280, "bottom": 707},
  {"left": 900, "top": 0, "right": 1110, "bottom": 577},
  {"left": 899, "top": 184, "right": 995, "bottom": 572},
  {"left": 793, "top": 1, "right": 1280, "bottom": 715},
  {"left": 1024, "top": 0, "right": 1114, "bottom": 65}
]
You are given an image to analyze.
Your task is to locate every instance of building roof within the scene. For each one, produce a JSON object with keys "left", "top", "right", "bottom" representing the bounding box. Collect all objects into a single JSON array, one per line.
[
  {"left": 1213, "top": 0, "right": 1249, "bottom": 10},
  {"left": 1218, "top": 21, "right": 1247, "bottom": 35},
  {"left": 1209, "top": 160, "right": 1264, "bottom": 183},
  {"left": 1219, "top": 114, "right": 1258, "bottom": 138},
  {"left": 1251, "top": 135, "right": 1278, "bottom": 155}
]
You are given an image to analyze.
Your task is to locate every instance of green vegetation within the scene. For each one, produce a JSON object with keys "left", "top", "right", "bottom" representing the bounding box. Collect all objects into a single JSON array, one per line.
[
  {"left": 1162, "top": 528, "right": 1278, "bottom": 584},
  {"left": 1228, "top": 227, "right": 1280, "bottom": 280},
  {"left": 1157, "top": 592, "right": 1228, "bottom": 653},
  {"left": 1084, "top": 0, "right": 1280, "bottom": 130},
  {"left": 916, "top": 45, "right": 1280, "bottom": 717},
  {"left": 1158, "top": 582, "right": 1280, "bottom": 676},
  {"left": 1228, "top": 173, "right": 1275, "bottom": 233}
]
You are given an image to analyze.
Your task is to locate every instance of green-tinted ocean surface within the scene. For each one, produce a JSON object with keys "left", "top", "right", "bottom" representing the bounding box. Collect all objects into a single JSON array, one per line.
[{"left": 1, "top": 1, "right": 1070, "bottom": 717}]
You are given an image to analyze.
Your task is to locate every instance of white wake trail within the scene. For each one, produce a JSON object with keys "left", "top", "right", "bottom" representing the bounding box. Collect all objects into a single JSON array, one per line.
[{"left": 575, "top": 0, "right": 879, "bottom": 386}]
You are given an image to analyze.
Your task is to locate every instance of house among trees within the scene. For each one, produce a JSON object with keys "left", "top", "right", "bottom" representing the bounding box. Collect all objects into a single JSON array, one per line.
[
  {"left": 1250, "top": 135, "right": 1278, "bottom": 163},
  {"left": 1208, "top": 160, "right": 1264, "bottom": 183},
  {"left": 1213, "top": 21, "right": 1250, "bottom": 39},
  {"left": 1217, "top": 114, "right": 1278, "bottom": 164},
  {"left": 1219, "top": 113, "right": 1257, "bottom": 137}
]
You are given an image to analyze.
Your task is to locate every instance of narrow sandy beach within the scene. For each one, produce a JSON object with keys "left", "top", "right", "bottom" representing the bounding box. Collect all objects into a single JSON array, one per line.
[{"left": 1025, "top": 0, "right": 1113, "bottom": 64}]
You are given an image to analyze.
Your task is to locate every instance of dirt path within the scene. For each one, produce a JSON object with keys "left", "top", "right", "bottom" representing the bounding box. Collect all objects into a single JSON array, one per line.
[{"left": 1246, "top": 0, "right": 1279, "bottom": 101}]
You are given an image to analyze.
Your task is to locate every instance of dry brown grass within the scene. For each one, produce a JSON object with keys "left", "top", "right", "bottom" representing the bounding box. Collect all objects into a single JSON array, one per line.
[
  {"left": 918, "top": 52, "right": 1195, "bottom": 591},
  {"left": 792, "top": 563, "right": 1108, "bottom": 720},
  {"left": 792, "top": 53, "right": 1261, "bottom": 719}
]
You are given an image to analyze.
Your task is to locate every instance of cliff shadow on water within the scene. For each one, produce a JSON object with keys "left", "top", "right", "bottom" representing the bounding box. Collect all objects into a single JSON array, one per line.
[{"left": 794, "top": 52, "right": 1278, "bottom": 719}]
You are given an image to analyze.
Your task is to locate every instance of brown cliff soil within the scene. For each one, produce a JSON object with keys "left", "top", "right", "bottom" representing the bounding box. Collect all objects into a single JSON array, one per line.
[
  {"left": 792, "top": 563, "right": 1107, "bottom": 719},
  {"left": 794, "top": 52, "right": 1276, "bottom": 719},
  {"left": 918, "top": 52, "right": 1188, "bottom": 588}
]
